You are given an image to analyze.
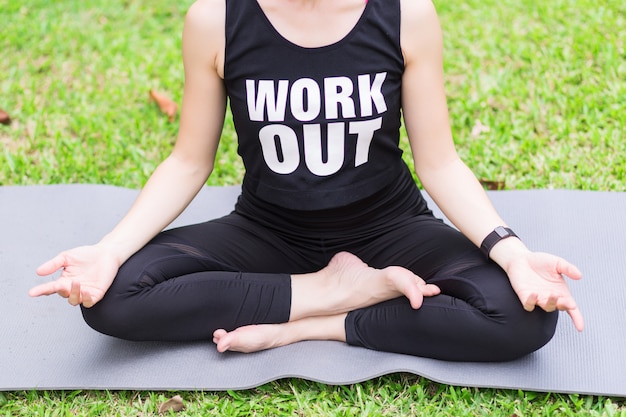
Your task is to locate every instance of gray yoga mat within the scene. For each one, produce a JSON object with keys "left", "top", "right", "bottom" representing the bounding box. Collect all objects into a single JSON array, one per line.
[{"left": 1, "top": 184, "right": 625, "bottom": 396}]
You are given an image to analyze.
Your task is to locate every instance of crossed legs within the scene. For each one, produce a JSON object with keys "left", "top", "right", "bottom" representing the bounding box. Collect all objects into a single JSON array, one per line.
[
  {"left": 210, "top": 216, "right": 558, "bottom": 361},
  {"left": 82, "top": 211, "right": 557, "bottom": 362},
  {"left": 213, "top": 251, "right": 440, "bottom": 352}
]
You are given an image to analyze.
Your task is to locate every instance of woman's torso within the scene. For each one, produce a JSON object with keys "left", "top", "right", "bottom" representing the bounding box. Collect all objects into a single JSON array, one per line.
[{"left": 224, "top": 0, "right": 412, "bottom": 211}]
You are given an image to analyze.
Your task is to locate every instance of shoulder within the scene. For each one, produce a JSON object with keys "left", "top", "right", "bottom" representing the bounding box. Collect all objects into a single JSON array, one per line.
[
  {"left": 399, "top": 0, "right": 438, "bottom": 27},
  {"left": 185, "top": 0, "right": 225, "bottom": 36},
  {"left": 399, "top": 0, "right": 443, "bottom": 66},
  {"left": 183, "top": 0, "right": 226, "bottom": 76}
]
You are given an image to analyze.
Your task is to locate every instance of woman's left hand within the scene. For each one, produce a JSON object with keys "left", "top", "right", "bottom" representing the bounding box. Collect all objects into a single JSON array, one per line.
[{"left": 505, "top": 251, "right": 584, "bottom": 331}]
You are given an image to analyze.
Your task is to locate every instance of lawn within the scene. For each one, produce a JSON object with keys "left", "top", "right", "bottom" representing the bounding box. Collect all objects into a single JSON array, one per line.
[{"left": 1, "top": 0, "right": 625, "bottom": 415}]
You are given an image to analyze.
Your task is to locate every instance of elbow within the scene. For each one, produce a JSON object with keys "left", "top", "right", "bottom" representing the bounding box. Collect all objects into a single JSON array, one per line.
[
  {"left": 166, "top": 151, "right": 214, "bottom": 184},
  {"left": 413, "top": 154, "right": 462, "bottom": 188}
]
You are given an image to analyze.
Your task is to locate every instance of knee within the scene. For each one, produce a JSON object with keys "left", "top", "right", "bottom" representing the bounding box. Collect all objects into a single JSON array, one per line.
[
  {"left": 80, "top": 298, "right": 144, "bottom": 341},
  {"left": 79, "top": 256, "right": 157, "bottom": 340},
  {"left": 491, "top": 309, "right": 559, "bottom": 361}
]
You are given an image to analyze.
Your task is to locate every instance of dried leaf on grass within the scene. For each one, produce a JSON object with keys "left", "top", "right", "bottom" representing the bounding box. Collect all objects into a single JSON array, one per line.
[
  {"left": 0, "top": 108, "right": 11, "bottom": 125},
  {"left": 479, "top": 179, "right": 506, "bottom": 190},
  {"left": 149, "top": 89, "right": 178, "bottom": 122},
  {"left": 158, "top": 395, "right": 185, "bottom": 414}
]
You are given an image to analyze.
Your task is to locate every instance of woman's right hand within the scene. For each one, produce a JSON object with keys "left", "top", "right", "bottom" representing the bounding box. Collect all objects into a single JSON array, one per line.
[
  {"left": 28, "top": 0, "right": 228, "bottom": 309},
  {"left": 29, "top": 244, "right": 121, "bottom": 308}
]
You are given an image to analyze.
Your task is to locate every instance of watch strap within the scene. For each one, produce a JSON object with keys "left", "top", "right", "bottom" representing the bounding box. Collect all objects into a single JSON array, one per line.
[{"left": 480, "top": 226, "right": 518, "bottom": 258}]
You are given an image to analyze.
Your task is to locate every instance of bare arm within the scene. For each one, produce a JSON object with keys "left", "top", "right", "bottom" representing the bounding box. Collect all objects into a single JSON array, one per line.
[
  {"left": 399, "top": 0, "right": 583, "bottom": 330},
  {"left": 99, "top": 0, "right": 227, "bottom": 264},
  {"left": 399, "top": 0, "right": 527, "bottom": 267},
  {"left": 30, "top": 0, "right": 228, "bottom": 305}
]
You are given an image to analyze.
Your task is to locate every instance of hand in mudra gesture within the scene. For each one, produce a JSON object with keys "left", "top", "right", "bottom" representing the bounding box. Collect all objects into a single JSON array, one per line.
[
  {"left": 29, "top": 244, "right": 120, "bottom": 308},
  {"left": 506, "top": 251, "right": 584, "bottom": 332}
]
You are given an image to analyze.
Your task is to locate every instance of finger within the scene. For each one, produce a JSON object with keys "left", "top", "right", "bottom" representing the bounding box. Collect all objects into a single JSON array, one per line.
[
  {"left": 36, "top": 253, "right": 68, "bottom": 276},
  {"left": 57, "top": 284, "right": 71, "bottom": 298},
  {"left": 68, "top": 280, "right": 82, "bottom": 306},
  {"left": 28, "top": 281, "right": 69, "bottom": 298},
  {"left": 555, "top": 295, "right": 580, "bottom": 316},
  {"left": 414, "top": 276, "right": 440, "bottom": 296},
  {"left": 553, "top": 294, "right": 584, "bottom": 331},
  {"left": 541, "top": 294, "right": 559, "bottom": 312},
  {"left": 406, "top": 284, "right": 425, "bottom": 309},
  {"left": 566, "top": 305, "right": 585, "bottom": 332},
  {"left": 523, "top": 292, "right": 538, "bottom": 312},
  {"left": 555, "top": 258, "right": 582, "bottom": 280},
  {"left": 82, "top": 291, "right": 95, "bottom": 308},
  {"left": 421, "top": 283, "right": 441, "bottom": 297},
  {"left": 28, "top": 282, "right": 55, "bottom": 297}
]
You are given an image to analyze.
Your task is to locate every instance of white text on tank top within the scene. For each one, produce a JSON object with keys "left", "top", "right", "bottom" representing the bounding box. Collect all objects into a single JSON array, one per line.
[{"left": 246, "top": 72, "right": 388, "bottom": 177}]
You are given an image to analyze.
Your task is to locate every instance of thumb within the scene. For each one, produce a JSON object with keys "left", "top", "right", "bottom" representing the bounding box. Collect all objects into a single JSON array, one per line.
[
  {"left": 406, "top": 284, "right": 425, "bottom": 309},
  {"left": 556, "top": 257, "right": 582, "bottom": 280},
  {"left": 36, "top": 253, "right": 67, "bottom": 276}
]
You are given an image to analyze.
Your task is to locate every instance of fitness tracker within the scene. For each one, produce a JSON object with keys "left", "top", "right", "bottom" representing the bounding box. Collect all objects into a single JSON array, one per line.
[{"left": 480, "top": 226, "right": 519, "bottom": 258}]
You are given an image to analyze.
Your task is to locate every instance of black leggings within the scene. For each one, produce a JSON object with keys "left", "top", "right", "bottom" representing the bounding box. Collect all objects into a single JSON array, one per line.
[{"left": 82, "top": 176, "right": 557, "bottom": 362}]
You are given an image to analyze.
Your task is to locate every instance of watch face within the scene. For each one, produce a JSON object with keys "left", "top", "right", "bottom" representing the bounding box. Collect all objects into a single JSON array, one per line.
[
  {"left": 495, "top": 226, "right": 510, "bottom": 238},
  {"left": 481, "top": 227, "right": 517, "bottom": 257}
]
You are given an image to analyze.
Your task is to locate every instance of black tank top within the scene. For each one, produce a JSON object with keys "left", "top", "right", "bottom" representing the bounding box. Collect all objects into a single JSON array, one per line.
[{"left": 224, "top": 0, "right": 411, "bottom": 210}]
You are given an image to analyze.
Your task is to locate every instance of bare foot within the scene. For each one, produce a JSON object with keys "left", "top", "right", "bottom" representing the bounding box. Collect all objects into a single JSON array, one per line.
[
  {"left": 213, "top": 326, "right": 283, "bottom": 353},
  {"left": 213, "top": 314, "right": 347, "bottom": 353},
  {"left": 290, "top": 252, "right": 440, "bottom": 320}
]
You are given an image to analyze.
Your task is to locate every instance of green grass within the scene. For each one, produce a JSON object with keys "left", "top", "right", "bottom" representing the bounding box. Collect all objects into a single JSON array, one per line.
[
  {"left": 0, "top": 382, "right": 624, "bottom": 417},
  {"left": 1, "top": 0, "right": 625, "bottom": 415},
  {"left": 439, "top": 0, "right": 626, "bottom": 191}
]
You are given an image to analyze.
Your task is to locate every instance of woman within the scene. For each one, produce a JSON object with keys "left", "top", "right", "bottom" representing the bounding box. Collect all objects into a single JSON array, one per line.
[{"left": 29, "top": 0, "right": 583, "bottom": 361}]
